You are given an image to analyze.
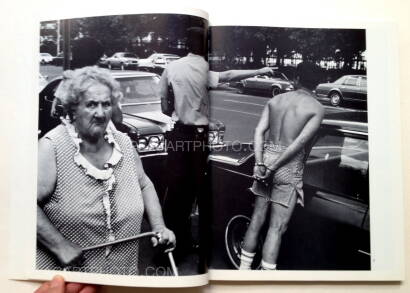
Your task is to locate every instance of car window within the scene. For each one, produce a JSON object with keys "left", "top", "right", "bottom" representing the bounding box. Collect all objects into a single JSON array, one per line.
[
  {"left": 123, "top": 53, "right": 137, "bottom": 58},
  {"left": 117, "top": 76, "right": 160, "bottom": 104},
  {"left": 166, "top": 57, "right": 179, "bottom": 62},
  {"left": 256, "top": 75, "right": 268, "bottom": 79},
  {"left": 272, "top": 72, "right": 286, "bottom": 80},
  {"left": 343, "top": 77, "right": 358, "bottom": 86},
  {"left": 333, "top": 76, "right": 346, "bottom": 84},
  {"left": 305, "top": 132, "right": 369, "bottom": 201}
]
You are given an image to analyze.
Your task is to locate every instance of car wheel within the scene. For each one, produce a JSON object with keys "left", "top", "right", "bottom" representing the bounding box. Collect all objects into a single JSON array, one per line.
[
  {"left": 329, "top": 91, "right": 342, "bottom": 106},
  {"left": 225, "top": 215, "right": 262, "bottom": 269},
  {"left": 238, "top": 87, "right": 246, "bottom": 94},
  {"left": 108, "top": 63, "right": 112, "bottom": 70},
  {"left": 120, "top": 63, "right": 125, "bottom": 70},
  {"left": 272, "top": 86, "right": 281, "bottom": 97},
  {"left": 237, "top": 83, "right": 247, "bottom": 94}
]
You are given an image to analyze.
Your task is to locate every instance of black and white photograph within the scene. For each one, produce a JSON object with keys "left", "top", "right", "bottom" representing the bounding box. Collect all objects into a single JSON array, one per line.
[
  {"left": 37, "top": 13, "right": 210, "bottom": 278},
  {"left": 26, "top": 6, "right": 402, "bottom": 287},
  {"left": 207, "top": 26, "right": 369, "bottom": 271},
  {"left": 2, "top": 0, "right": 408, "bottom": 291}
]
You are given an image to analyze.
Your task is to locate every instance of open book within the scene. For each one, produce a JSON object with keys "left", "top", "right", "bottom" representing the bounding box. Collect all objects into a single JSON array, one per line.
[{"left": 8, "top": 9, "right": 404, "bottom": 287}]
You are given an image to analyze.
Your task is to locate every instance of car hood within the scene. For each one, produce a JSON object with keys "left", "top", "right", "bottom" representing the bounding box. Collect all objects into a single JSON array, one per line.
[
  {"left": 122, "top": 111, "right": 172, "bottom": 135},
  {"left": 123, "top": 110, "right": 225, "bottom": 133},
  {"left": 209, "top": 143, "right": 254, "bottom": 166}
]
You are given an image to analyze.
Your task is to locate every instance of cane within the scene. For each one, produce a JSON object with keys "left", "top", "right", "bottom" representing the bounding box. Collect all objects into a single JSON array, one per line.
[{"left": 82, "top": 231, "right": 179, "bottom": 276}]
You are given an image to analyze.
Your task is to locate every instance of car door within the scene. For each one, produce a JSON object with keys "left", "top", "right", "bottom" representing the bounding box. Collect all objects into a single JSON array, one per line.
[
  {"left": 356, "top": 76, "right": 367, "bottom": 102},
  {"left": 303, "top": 127, "right": 369, "bottom": 230},
  {"left": 244, "top": 75, "right": 263, "bottom": 90},
  {"left": 112, "top": 53, "right": 121, "bottom": 67},
  {"left": 249, "top": 75, "right": 273, "bottom": 93},
  {"left": 340, "top": 76, "right": 359, "bottom": 101}
]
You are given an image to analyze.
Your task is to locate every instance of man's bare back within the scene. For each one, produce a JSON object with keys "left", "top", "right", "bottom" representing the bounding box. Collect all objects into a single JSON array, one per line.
[
  {"left": 267, "top": 89, "right": 324, "bottom": 147},
  {"left": 240, "top": 62, "right": 325, "bottom": 270}
]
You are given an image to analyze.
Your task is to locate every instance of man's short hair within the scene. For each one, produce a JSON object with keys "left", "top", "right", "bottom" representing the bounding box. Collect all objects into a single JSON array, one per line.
[
  {"left": 71, "top": 37, "right": 104, "bottom": 69},
  {"left": 186, "top": 27, "right": 206, "bottom": 56},
  {"left": 295, "top": 61, "right": 322, "bottom": 90}
]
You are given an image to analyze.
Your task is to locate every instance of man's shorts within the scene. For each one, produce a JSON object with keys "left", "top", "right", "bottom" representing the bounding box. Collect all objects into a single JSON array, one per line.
[{"left": 250, "top": 143, "right": 305, "bottom": 208}]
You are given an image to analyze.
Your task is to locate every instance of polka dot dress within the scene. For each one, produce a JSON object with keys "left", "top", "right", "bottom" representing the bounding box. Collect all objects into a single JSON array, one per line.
[{"left": 37, "top": 125, "right": 145, "bottom": 275}]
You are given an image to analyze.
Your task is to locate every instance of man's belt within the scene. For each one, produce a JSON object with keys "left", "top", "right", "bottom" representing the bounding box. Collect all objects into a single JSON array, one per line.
[{"left": 173, "top": 122, "right": 209, "bottom": 134}]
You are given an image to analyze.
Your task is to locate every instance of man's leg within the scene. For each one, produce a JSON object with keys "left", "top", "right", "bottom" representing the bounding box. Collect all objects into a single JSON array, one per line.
[
  {"left": 163, "top": 133, "right": 196, "bottom": 260},
  {"left": 261, "top": 191, "right": 297, "bottom": 268},
  {"left": 193, "top": 135, "right": 210, "bottom": 271},
  {"left": 240, "top": 196, "right": 269, "bottom": 269}
]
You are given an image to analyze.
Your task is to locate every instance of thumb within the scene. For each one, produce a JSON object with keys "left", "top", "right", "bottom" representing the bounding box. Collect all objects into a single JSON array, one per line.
[
  {"left": 259, "top": 170, "right": 271, "bottom": 179},
  {"left": 49, "top": 275, "right": 65, "bottom": 293},
  {"left": 151, "top": 236, "right": 158, "bottom": 247}
]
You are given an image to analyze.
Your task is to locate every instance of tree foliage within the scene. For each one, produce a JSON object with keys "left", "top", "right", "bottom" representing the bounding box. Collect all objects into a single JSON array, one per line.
[
  {"left": 40, "top": 16, "right": 365, "bottom": 70},
  {"left": 68, "top": 14, "right": 207, "bottom": 57},
  {"left": 209, "top": 26, "right": 366, "bottom": 69}
]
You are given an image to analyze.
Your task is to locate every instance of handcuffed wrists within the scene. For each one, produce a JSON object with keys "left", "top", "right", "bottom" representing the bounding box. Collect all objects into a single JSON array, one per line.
[{"left": 265, "top": 164, "right": 275, "bottom": 172}]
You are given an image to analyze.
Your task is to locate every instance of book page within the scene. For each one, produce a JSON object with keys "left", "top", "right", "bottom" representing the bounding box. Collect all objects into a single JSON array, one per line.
[
  {"left": 207, "top": 22, "right": 403, "bottom": 281},
  {"left": 9, "top": 9, "right": 211, "bottom": 288}
]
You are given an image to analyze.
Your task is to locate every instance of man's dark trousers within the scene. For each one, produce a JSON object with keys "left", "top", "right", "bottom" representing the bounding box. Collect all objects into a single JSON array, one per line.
[{"left": 163, "top": 122, "right": 211, "bottom": 270}]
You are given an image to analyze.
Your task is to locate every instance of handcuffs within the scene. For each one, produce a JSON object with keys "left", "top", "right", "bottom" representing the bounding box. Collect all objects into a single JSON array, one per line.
[{"left": 253, "top": 162, "right": 273, "bottom": 186}]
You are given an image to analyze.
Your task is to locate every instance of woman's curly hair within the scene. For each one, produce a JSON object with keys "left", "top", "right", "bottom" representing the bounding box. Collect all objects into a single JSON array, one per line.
[{"left": 55, "top": 66, "right": 123, "bottom": 117}]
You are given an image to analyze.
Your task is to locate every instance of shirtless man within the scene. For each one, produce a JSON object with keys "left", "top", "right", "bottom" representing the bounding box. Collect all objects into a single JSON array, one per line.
[{"left": 239, "top": 62, "right": 324, "bottom": 270}]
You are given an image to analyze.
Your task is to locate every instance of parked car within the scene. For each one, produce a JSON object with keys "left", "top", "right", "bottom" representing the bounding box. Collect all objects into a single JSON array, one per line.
[
  {"left": 102, "top": 52, "right": 139, "bottom": 70},
  {"left": 208, "top": 112, "right": 370, "bottom": 269},
  {"left": 38, "top": 70, "right": 225, "bottom": 200},
  {"left": 138, "top": 53, "right": 180, "bottom": 74},
  {"left": 50, "top": 52, "right": 64, "bottom": 66},
  {"left": 39, "top": 53, "right": 53, "bottom": 64},
  {"left": 238, "top": 71, "right": 294, "bottom": 96},
  {"left": 315, "top": 75, "right": 367, "bottom": 107}
]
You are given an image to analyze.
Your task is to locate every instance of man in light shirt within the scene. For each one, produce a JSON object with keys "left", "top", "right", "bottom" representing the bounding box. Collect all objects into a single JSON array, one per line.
[{"left": 159, "top": 26, "right": 273, "bottom": 264}]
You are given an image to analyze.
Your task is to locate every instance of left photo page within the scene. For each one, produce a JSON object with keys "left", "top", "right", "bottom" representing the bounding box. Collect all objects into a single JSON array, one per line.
[{"left": 11, "top": 11, "right": 210, "bottom": 288}]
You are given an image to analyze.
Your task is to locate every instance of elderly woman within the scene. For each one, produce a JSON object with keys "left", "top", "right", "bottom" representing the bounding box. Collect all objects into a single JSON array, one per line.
[{"left": 37, "top": 66, "right": 175, "bottom": 275}]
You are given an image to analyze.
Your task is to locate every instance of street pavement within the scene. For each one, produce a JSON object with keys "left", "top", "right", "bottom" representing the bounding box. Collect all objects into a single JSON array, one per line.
[
  {"left": 40, "top": 65, "right": 363, "bottom": 146},
  {"left": 210, "top": 88, "right": 362, "bottom": 143}
]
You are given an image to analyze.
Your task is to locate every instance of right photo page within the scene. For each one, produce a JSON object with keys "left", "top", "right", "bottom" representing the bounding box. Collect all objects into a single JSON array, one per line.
[{"left": 208, "top": 26, "right": 369, "bottom": 271}]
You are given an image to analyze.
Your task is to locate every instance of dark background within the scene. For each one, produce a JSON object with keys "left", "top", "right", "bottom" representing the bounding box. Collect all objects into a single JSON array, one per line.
[
  {"left": 209, "top": 26, "right": 366, "bottom": 83},
  {"left": 40, "top": 14, "right": 207, "bottom": 59}
]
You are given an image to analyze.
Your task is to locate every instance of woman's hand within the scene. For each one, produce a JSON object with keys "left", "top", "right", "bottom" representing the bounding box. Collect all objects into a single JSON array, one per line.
[
  {"left": 54, "top": 241, "right": 83, "bottom": 267},
  {"left": 35, "top": 275, "right": 98, "bottom": 293},
  {"left": 151, "top": 227, "right": 176, "bottom": 253}
]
